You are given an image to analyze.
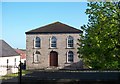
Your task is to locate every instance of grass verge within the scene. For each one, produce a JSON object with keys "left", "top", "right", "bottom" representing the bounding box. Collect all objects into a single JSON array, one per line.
[{"left": 0, "top": 70, "right": 31, "bottom": 80}]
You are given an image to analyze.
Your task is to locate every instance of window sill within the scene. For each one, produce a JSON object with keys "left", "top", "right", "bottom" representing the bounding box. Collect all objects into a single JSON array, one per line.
[
  {"left": 33, "top": 47, "right": 41, "bottom": 49},
  {"left": 65, "top": 47, "right": 75, "bottom": 49},
  {"left": 32, "top": 62, "right": 40, "bottom": 64},
  {"left": 65, "top": 62, "right": 73, "bottom": 64},
  {"left": 49, "top": 47, "right": 58, "bottom": 49}
]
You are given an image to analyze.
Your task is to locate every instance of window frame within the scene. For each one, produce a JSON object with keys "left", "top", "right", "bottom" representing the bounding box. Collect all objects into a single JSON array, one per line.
[
  {"left": 7, "top": 59, "right": 9, "bottom": 69},
  {"left": 67, "top": 51, "right": 74, "bottom": 63},
  {"left": 50, "top": 36, "right": 57, "bottom": 48},
  {"left": 14, "top": 58, "right": 17, "bottom": 68},
  {"left": 34, "top": 37, "right": 41, "bottom": 48},
  {"left": 67, "top": 36, "right": 74, "bottom": 48},
  {"left": 33, "top": 51, "right": 40, "bottom": 63}
]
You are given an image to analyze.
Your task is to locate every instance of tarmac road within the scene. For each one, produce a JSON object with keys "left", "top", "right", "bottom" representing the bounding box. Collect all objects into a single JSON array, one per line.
[{"left": 1, "top": 70, "right": 120, "bottom": 84}]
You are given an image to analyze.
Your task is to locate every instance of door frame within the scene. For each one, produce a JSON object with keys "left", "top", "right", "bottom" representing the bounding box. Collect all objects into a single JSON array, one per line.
[{"left": 49, "top": 51, "right": 58, "bottom": 67}]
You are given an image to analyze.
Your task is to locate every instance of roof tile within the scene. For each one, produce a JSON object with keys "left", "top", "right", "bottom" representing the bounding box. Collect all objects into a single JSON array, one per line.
[
  {"left": 0, "top": 40, "right": 19, "bottom": 57},
  {"left": 26, "top": 22, "right": 83, "bottom": 34}
]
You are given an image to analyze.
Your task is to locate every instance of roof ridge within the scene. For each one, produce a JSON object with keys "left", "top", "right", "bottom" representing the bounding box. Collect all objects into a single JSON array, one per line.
[
  {"left": 0, "top": 40, "right": 19, "bottom": 57},
  {"left": 27, "top": 21, "right": 62, "bottom": 32},
  {"left": 26, "top": 22, "right": 83, "bottom": 34}
]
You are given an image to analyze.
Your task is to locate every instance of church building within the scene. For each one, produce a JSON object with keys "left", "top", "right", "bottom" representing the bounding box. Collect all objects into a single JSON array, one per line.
[{"left": 25, "top": 22, "right": 83, "bottom": 70}]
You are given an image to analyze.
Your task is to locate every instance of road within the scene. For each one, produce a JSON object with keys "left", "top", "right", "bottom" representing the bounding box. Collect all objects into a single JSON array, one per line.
[{"left": 1, "top": 70, "right": 120, "bottom": 84}]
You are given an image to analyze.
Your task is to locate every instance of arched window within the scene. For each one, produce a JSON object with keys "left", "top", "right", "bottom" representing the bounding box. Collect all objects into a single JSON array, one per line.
[
  {"left": 34, "top": 37, "right": 41, "bottom": 48},
  {"left": 33, "top": 51, "right": 40, "bottom": 63},
  {"left": 67, "top": 51, "right": 74, "bottom": 63},
  {"left": 67, "top": 36, "right": 74, "bottom": 48},
  {"left": 50, "top": 36, "right": 57, "bottom": 48}
]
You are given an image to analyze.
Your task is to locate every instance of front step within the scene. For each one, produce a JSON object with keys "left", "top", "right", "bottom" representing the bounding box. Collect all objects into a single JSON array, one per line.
[{"left": 45, "top": 66, "right": 59, "bottom": 70}]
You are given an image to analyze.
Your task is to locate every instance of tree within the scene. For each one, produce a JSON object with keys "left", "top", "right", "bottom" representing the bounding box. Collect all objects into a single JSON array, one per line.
[{"left": 78, "top": 1, "right": 120, "bottom": 70}]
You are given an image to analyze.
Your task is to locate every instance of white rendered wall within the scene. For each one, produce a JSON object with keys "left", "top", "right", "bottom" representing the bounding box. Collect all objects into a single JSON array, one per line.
[{"left": 0, "top": 55, "right": 20, "bottom": 76}]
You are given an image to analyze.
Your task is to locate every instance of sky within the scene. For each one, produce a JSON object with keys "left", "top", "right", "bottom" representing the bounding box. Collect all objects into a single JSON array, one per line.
[
  {"left": 1, "top": 0, "right": 88, "bottom": 2},
  {"left": 1, "top": 1, "right": 88, "bottom": 49}
]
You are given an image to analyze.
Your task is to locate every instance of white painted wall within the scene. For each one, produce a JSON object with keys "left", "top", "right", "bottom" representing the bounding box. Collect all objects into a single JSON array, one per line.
[
  {"left": 0, "top": 55, "right": 20, "bottom": 76},
  {"left": 21, "top": 59, "right": 26, "bottom": 64}
]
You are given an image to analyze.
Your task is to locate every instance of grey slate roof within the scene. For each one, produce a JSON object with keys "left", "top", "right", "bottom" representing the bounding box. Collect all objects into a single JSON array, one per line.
[
  {"left": 0, "top": 40, "right": 19, "bottom": 57},
  {"left": 26, "top": 22, "right": 83, "bottom": 34}
]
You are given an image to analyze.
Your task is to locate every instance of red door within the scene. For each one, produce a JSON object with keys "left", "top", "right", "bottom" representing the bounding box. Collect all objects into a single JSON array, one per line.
[{"left": 50, "top": 51, "right": 58, "bottom": 66}]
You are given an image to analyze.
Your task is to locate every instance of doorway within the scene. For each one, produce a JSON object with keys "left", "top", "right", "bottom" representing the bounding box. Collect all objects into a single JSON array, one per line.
[{"left": 50, "top": 51, "right": 58, "bottom": 66}]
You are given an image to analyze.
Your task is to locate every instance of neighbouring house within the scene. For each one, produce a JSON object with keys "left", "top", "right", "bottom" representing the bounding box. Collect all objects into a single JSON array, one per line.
[
  {"left": 0, "top": 40, "right": 20, "bottom": 76},
  {"left": 25, "top": 22, "right": 83, "bottom": 70},
  {"left": 15, "top": 49, "right": 26, "bottom": 64}
]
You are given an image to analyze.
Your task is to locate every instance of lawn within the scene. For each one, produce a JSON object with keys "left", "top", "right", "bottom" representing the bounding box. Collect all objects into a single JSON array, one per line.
[{"left": 0, "top": 70, "right": 31, "bottom": 80}]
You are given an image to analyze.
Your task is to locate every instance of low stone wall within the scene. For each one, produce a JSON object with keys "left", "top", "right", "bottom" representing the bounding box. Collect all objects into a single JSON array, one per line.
[
  {"left": 0, "top": 66, "right": 18, "bottom": 76},
  {"left": 0, "top": 67, "right": 7, "bottom": 76}
]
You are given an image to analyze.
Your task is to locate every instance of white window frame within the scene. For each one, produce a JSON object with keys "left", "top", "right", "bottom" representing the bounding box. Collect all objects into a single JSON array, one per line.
[
  {"left": 34, "top": 37, "right": 41, "bottom": 48},
  {"left": 33, "top": 51, "right": 40, "bottom": 63},
  {"left": 67, "top": 36, "right": 74, "bottom": 48},
  {"left": 50, "top": 36, "right": 57, "bottom": 48},
  {"left": 67, "top": 51, "right": 74, "bottom": 63}
]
